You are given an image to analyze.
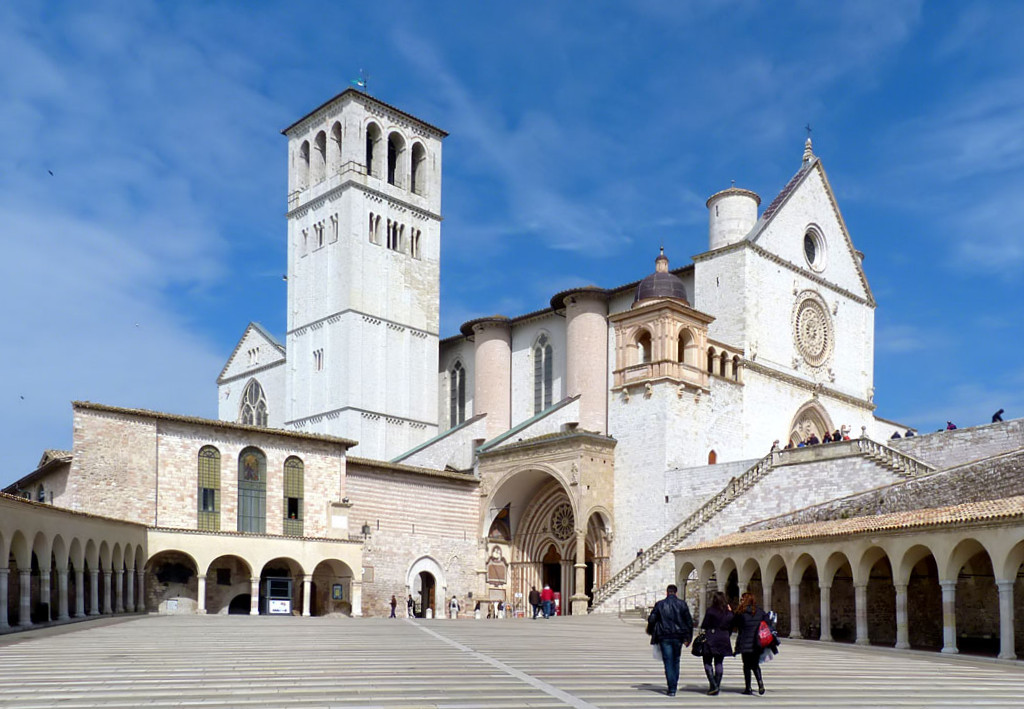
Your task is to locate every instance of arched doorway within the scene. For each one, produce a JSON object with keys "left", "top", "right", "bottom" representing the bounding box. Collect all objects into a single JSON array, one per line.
[
  {"left": 144, "top": 550, "right": 199, "bottom": 614},
  {"left": 312, "top": 559, "right": 354, "bottom": 617},
  {"left": 259, "top": 558, "right": 303, "bottom": 616},
  {"left": 788, "top": 400, "right": 834, "bottom": 446},
  {"left": 417, "top": 572, "right": 436, "bottom": 618},
  {"left": 407, "top": 556, "right": 445, "bottom": 619}
]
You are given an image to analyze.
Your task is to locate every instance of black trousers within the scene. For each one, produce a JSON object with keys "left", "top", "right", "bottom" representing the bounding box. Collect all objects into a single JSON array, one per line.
[
  {"left": 703, "top": 653, "right": 724, "bottom": 689},
  {"left": 741, "top": 651, "right": 763, "bottom": 690}
]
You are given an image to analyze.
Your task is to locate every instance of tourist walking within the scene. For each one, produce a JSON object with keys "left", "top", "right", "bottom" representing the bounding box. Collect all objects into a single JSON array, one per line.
[
  {"left": 540, "top": 584, "right": 554, "bottom": 618},
  {"left": 449, "top": 595, "right": 460, "bottom": 620},
  {"left": 529, "top": 586, "right": 541, "bottom": 619},
  {"left": 645, "top": 584, "right": 693, "bottom": 697},
  {"left": 732, "top": 592, "right": 768, "bottom": 695},
  {"left": 407, "top": 595, "right": 415, "bottom": 618},
  {"left": 390, "top": 595, "right": 397, "bottom": 618},
  {"left": 699, "top": 591, "right": 734, "bottom": 695}
]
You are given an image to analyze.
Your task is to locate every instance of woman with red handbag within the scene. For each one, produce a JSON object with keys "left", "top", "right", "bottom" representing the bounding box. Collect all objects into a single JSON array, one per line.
[{"left": 732, "top": 593, "right": 768, "bottom": 695}]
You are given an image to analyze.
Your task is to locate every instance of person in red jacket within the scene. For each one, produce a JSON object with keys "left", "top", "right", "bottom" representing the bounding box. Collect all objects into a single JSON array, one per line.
[{"left": 540, "top": 584, "right": 555, "bottom": 618}]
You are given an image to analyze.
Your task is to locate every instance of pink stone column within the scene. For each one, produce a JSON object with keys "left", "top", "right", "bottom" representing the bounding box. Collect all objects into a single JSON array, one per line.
[
  {"left": 57, "top": 569, "right": 70, "bottom": 620},
  {"left": 136, "top": 571, "right": 146, "bottom": 612},
  {"left": 102, "top": 571, "right": 113, "bottom": 614},
  {"left": 788, "top": 584, "right": 802, "bottom": 639},
  {"left": 197, "top": 575, "right": 207, "bottom": 614},
  {"left": 125, "top": 570, "right": 135, "bottom": 612},
  {"left": 940, "top": 581, "right": 958, "bottom": 654},
  {"left": 570, "top": 529, "right": 588, "bottom": 616},
  {"left": 88, "top": 570, "right": 100, "bottom": 615},
  {"left": 302, "top": 576, "right": 312, "bottom": 617},
  {"left": 18, "top": 570, "right": 32, "bottom": 627},
  {"left": 0, "top": 569, "right": 9, "bottom": 629},
  {"left": 114, "top": 570, "right": 124, "bottom": 613},
  {"left": 39, "top": 569, "right": 51, "bottom": 620},
  {"left": 74, "top": 569, "right": 85, "bottom": 617},
  {"left": 854, "top": 583, "right": 869, "bottom": 646},
  {"left": 894, "top": 584, "right": 910, "bottom": 648},
  {"left": 249, "top": 578, "right": 260, "bottom": 615},
  {"left": 997, "top": 580, "right": 1016, "bottom": 660},
  {"left": 819, "top": 584, "right": 832, "bottom": 641}
]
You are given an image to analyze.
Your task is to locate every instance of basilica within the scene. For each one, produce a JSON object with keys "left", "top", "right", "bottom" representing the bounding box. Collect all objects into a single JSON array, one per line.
[{"left": 4, "top": 89, "right": 1024, "bottom": 658}]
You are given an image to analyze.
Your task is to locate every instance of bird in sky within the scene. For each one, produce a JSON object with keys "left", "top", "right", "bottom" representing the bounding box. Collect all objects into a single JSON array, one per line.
[{"left": 47, "top": 170, "right": 54, "bottom": 176}]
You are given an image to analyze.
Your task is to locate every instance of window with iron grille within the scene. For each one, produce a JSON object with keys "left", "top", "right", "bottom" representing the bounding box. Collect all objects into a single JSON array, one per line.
[
  {"left": 283, "top": 456, "right": 304, "bottom": 536},
  {"left": 197, "top": 446, "right": 221, "bottom": 531},
  {"left": 237, "top": 447, "right": 267, "bottom": 534}
]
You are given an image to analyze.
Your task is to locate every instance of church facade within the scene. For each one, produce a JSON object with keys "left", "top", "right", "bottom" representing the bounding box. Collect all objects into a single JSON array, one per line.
[{"left": 10, "top": 88, "right": 1024, "bottom": 638}]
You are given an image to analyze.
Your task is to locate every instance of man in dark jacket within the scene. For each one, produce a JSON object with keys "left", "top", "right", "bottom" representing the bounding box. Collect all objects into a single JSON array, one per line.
[
  {"left": 528, "top": 586, "right": 542, "bottom": 619},
  {"left": 646, "top": 584, "right": 694, "bottom": 696}
]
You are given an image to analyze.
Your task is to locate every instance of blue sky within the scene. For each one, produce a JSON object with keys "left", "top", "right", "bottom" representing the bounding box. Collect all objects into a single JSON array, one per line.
[{"left": 3, "top": 1, "right": 1024, "bottom": 487}]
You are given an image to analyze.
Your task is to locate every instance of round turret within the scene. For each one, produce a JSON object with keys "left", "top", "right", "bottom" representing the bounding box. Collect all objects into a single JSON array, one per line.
[{"left": 706, "top": 187, "right": 760, "bottom": 251}]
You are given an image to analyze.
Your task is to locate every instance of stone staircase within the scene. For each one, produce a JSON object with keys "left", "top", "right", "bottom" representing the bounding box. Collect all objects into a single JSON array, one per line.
[{"left": 590, "top": 439, "right": 935, "bottom": 612}]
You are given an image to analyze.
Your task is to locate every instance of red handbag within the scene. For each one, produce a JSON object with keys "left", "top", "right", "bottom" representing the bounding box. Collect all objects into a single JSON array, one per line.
[{"left": 757, "top": 620, "right": 773, "bottom": 648}]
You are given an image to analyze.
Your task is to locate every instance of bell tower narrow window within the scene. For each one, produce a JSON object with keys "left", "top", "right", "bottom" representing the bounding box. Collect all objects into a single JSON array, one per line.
[
  {"left": 533, "top": 334, "right": 554, "bottom": 414},
  {"left": 450, "top": 361, "right": 466, "bottom": 426}
]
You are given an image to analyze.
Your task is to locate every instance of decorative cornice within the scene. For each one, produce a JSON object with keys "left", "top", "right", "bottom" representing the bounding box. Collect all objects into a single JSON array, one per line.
[
  {"left": 284, "top": 406, "right": 436, "bottom": 430},
  {"left": 282, "top": 88, "right": 447, "bottom": 139},
  {"left": 287, "top": 178, "right": 442, "bottom": 222},
  {"left": 288, "top": 308, "right": 438, "bottom": 338},
  {"left": 218, "top": 359, "right": 286, "bottom": 386},
  {"left": 742, "top": 361, "right": 875, "bottom": 411}
]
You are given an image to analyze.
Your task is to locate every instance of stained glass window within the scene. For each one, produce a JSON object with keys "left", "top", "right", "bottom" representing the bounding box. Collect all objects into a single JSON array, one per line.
[
  {"left": 240, "top": 379, "right": 268, "bottom": 427},
  {"left": 237, "top": 447, "right": 266, "bottom": 534}
]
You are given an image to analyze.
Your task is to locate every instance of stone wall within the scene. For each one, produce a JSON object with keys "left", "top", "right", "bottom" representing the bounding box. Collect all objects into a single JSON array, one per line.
[
  {"left": 345, "top": 461, "right": 479, "bottom": 617},
  {"left": 748, "top": 446, "right": 1024, "bottom": 531},
  {"left": 888, "top": 418, "right": 1024, "bottom": 469}
]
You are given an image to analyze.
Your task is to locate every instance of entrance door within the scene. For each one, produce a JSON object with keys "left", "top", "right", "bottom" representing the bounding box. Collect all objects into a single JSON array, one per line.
[
  {"left": 418, "top": 571, "right": 435, "bottom": 618},
  {"left": 542, "top": 545, "right": 561, "bottom": 593}
]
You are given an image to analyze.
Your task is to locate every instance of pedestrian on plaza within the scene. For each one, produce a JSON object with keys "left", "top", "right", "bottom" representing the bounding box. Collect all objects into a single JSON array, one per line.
[
  {"left": 449, "top": 596, "right": 460, "bottom": 620},
  {"left": 993, "top": 409, "right": 1005, "bottom": 423},
  {"left": 540, "top": 584, "right": 555, "bottom": 618},
  {"left": 529, "top": 586, "right": 542, "bottom": 619},
  {"left": 407, "top": 595, "right": 415, "bottom": 618},
  {"left": 497, "top": 600, "right": 505, "bottom": 619},
  {"left": 645, "top": 584, "right": 693, "bottom": 697},
  {"left": 732, "top": 593, "right": 768, "bottom": 695},
  {"left": 390, "top": 595, "right": 397, "bottom": 618},
  {"left": 699, "top": 591, "right": 734, "bottom": 696}
]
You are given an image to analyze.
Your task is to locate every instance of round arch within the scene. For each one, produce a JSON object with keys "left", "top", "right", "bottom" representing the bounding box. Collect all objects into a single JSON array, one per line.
[{"left": 408, "top": 555, "right": 445, "bottom": 619}]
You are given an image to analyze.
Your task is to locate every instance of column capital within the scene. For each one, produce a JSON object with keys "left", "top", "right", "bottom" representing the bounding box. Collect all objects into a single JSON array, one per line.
[
  {"left": 197, "top": 573, "right": 207, "bottom": 580},
  {"left": 939, "top": 580, "right": 958, "bottom": 592},
  {"left": 996, "top": 579, "right": 1016, "bottom": 591}
]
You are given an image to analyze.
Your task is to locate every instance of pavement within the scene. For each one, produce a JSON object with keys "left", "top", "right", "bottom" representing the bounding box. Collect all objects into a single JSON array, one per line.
[{"left": 1, "top": 614, "right": 1023, "bottom": 707}]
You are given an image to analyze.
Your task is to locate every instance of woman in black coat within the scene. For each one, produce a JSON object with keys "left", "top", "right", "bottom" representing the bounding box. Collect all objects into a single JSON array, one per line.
[
  {"left": 732, "top": 592, "right": 768, "bottom": 695},
  {"left": 699, "top": 591, "right": 734, "bottom": 695}
]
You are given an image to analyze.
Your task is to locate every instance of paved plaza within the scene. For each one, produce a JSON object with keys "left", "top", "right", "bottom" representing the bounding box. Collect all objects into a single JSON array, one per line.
[{"left": 2, "top": 614, "right": 1023, "bottom": 708}]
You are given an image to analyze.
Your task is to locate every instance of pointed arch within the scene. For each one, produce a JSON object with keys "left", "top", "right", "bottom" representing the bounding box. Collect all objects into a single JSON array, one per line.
[
  {"left": 533, "top": 333, "right": 554, "bottom": 414},
  {"left": 449, "top": 359, "right": 466, "bottom": 426},
  {"left": 788, "top": 399, "right": 834, "bottom": 446},
  {"left": 239, "top": 379, "right": 268, "bottom": 427}
]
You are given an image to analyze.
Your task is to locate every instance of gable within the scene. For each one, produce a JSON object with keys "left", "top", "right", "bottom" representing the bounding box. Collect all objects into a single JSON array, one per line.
[
  {"left": 749, "top": 160, "right": 874, "bottom": 306},
  {"left": 217, "top": 322, "right": 287, "bottom": 383}
]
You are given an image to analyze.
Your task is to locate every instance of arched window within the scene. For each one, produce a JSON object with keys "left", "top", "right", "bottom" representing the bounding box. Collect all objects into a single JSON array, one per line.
[
  {"left": 719, "top": 352, "right": 728, "bottom": 377},
  {"left": 732, "top": 355, "right": 741, "bottom": 382},
  {"left": 387, "top": 132, "right": 405, "bottom": 186},
  {"left": 637, "top": 331, "right": 652, "bottom": 365},
  {"left": 197, "top": 446, "right": 221, "bottom": 531},
  {"left": 534, "top": 334, "right": 554, "bottom": 414},
  {"left": 707, "top": 347, "right": 716, "bottom": 373},
  {"left": 312, "top": 131, "right": 327, "bottom": 183},
  {"left": 283, "top": 457, "right": 304, "bottom": 536},
  {"left": 678, "top": 329, "right": 695, "bottom": 365},
  {"left": 365, "top": 123, "right": 382, "bottom": 178},
  {"left": 297, "top": 140, "right": 310, "bottom": 190},
  {"left": 329, "top": 121, "right": 342, "bottom": 173},
  {"left": 411, "top": 142, "right": 427, "bottom": 195},
  {"left": 411, "top": 229, "right": 422, "bottom": 259},
  {"left": 450, "top": 361, "right": 466, "bottom": 426},
  {"left": 708, "top": 450, "right": 717, "bottom": 465},
  {"left": 239, "top": 379, "right": 268, "bottom": 427},
  {"left": 237, "top": 447, "right": 266, "bottom": 534}
]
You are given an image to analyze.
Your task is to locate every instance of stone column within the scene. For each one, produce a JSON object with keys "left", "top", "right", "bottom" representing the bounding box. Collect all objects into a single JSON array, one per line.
[
  {"left": 997, "top": 580, "right": 1016, "bottom": 660},
  {"left": 940, "top": 581, "right": 958, "bottom": 654},
  {"left": 57, "top": 569, "right": 70, "bottom": 621},
  {"left": 563, "top": 290, "right": 609, "bottom": 434},
  {"left": 894, "top": 584, "right": 909, "bottom": 649},
  {"left": 788, "top": 584, "right": 802, "bottom": 639},
  {"left": 571, "top": 529, "right": 589, "bottom": 616},
  {"left": 351, "top": 581, "right": 363, "bottom": 617},
  {"left": 0, "top": 568, "right": 8, "bottom": 629},
  {"left": 88, "top": 570, "right": 100, "bottom": 615},
  {"left": 18, "top": 570, "right": 32, "bottom": 627},
  {"left": 114, "top": 570, "right": 124, "bottom": 613},
  {"left": 39, "top": 569, "right": 51, "bottom": 622},
  {"left": 74, "top": 569, "right": 85, "bottom": 617},
  {"left": 102, "top": 571, "right": 113, "bottom": 614},
  {"left": 819, "top": 584, "right": 832, "bottom": 641},
  {"left": 470, "top": 318, "right": 512, "bottom": 440},
  {"left": 302, "top": 575, "right": 313, "bottom": 617},
  {"left": 854, "top": 583, "right": 869, "bottom": 646},
  {"left": 249, "top": 578, "right": 260, "bottom": 616},
  {"left": 136, "top": 570, "right": 146, "bottom": 612},
  {"left": 125, "top": 570, "right": 135, "bottom": 613},
  {"left": 196, "top": 575, "right": 207, "bottom": 614}
]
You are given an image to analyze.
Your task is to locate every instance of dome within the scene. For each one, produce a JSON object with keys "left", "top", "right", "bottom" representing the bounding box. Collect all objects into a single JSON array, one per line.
[{"left": 634, "top": 249, "right": 688, "bottom": 304}]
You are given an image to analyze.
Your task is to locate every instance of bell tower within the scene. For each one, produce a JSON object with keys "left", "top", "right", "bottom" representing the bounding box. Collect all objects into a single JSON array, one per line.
[{"left": 281, "top": 90, "right": 446, "bottom": 459}]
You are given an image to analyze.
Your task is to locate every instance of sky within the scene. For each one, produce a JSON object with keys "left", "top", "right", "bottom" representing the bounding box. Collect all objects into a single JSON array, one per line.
[{"left": 2, "top": 0, "right": 1024, "bottom": 487}]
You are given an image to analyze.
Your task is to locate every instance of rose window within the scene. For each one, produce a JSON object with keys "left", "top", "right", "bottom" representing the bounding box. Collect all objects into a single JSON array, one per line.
[
  {"left": 793, "top": 294, "right": 833, "bottom": 367},
  {"left": 551, "top": 503, "right": 574, "bottom": 540}
]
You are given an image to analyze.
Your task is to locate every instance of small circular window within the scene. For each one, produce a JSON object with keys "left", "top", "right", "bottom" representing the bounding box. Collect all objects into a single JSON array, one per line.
[{"left": 803, "top": 228, "right": 825, "bottom": 271}]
